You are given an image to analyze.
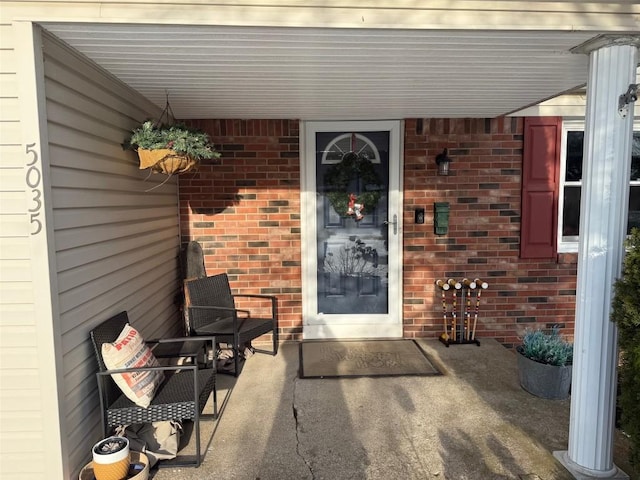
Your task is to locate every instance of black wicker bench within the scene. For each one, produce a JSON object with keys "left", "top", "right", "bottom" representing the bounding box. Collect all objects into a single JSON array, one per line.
[{"left": 89, "top": 311, "right": 217, "bottom": 467}]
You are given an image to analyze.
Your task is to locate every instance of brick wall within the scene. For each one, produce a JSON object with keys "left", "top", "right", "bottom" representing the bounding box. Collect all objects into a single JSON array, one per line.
[
  {"left": 179, "top": 118, "right": 577, "bottom": 347},
  {"left": 180, "top": 119, "right": 303, "bottom": 341},
  {"left": 404, "top": 118, "right": 576, "bottom": 347}
]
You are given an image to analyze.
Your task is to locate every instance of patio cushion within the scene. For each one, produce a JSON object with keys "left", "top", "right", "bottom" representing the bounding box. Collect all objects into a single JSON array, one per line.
[{"left": 102, "top": 323, "right": 164, "bottom": 408}]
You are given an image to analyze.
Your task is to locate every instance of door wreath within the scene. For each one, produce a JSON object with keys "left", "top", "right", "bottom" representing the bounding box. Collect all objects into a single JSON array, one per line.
[{"left": 324, "top": 152, "right": 383, "bottom": 221}]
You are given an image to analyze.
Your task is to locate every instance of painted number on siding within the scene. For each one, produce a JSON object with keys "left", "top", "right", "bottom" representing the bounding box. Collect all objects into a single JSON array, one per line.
[{"left": 25, "top": 143, "right": 42, "bottom": 235}]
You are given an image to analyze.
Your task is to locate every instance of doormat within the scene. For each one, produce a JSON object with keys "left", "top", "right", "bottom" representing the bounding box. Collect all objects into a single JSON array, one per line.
[{"left": 299, "top": 339, "right": 441, "bottom": 379}]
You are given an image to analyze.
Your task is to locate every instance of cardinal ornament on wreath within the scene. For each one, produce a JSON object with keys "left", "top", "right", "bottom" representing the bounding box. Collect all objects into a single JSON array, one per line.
[{"left": 324, "top": 151, "right": 383, "bottom": 221}]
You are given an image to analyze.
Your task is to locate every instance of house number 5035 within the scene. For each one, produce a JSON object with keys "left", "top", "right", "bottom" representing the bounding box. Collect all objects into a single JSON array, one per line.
[{"left": 25, "top": 142, "right": 42, "bottom": 235}]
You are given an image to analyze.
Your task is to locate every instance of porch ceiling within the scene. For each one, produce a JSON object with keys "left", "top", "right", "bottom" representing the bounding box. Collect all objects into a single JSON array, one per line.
[{"left": 42, "top": 23, "right": 603, "bottom": 120}]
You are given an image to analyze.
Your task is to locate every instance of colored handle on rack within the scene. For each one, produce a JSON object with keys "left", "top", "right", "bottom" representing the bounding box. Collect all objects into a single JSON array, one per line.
[{"left": 462, "top": 278, "right": 477, "bottom": 289}]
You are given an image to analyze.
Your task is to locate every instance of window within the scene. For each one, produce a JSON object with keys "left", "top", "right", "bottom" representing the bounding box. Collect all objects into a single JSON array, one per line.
[{"left": 558, "top": 122, "right": 640, "bottom": 252}]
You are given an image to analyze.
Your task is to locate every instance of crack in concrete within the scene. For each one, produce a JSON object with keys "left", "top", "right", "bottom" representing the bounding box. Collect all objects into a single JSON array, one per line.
[{"left": 292, "top": 377, "right": 315, "bottom": 479}]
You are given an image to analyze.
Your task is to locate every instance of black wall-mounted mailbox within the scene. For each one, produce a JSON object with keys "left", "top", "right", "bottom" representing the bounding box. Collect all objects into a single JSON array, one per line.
[{"left": 434, "top": 202, "right": 450, "bottom": 235}]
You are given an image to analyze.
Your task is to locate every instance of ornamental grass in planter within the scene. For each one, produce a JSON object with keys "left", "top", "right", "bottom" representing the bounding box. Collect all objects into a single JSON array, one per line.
[
  {"left": 516, "top": 327, "right": 573, "bottom": 400},
  {"left": 125, "top": 121, "right": 220, "bottom": 175}
]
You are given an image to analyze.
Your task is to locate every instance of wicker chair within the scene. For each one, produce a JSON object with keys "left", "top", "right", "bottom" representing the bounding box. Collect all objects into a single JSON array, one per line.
[
  {"left": 184, "top": 273, "right": 279, "bottom": 376},
  {"left": 89, "top": 311, "right": 217, "bottom": 468}
]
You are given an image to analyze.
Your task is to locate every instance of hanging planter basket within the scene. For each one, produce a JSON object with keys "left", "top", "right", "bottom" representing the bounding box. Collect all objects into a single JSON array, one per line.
[
  {"left": 124, "top": 95, "right": 219, "bottom": 178},
  {"left": 137, "top": 148, "right": 198, "bottom": 175}
]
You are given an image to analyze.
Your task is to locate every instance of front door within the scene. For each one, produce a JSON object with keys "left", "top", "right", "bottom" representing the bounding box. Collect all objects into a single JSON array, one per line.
[{"left": 301, "top": 121, "right": 403, "bottom": 339}]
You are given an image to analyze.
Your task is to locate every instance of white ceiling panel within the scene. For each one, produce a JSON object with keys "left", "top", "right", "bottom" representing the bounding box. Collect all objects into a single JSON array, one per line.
[{"left": 42, "top": 23, "right": 602, "bottom": 119}]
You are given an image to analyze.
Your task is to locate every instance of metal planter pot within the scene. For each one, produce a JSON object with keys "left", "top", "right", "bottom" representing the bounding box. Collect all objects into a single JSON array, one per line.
[{"left": 517, "top": 350, "right": 572, "bottom": 400}]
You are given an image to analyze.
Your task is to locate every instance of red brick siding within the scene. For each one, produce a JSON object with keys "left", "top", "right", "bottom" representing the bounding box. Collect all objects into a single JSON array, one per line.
[
  {"left": 180, "top": 119, "right": 302, "bottom": 341},
  {"left": 179, "top": 118, "right": 577, "bottom": 347},
  {"left": 404, "top": 118, "right": 576, "bottom": 347}
]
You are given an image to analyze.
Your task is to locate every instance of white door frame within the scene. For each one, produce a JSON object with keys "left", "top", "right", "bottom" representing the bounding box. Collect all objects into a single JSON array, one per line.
[{"left": 300, "top": 120, "right": 404, "bottom": 339}]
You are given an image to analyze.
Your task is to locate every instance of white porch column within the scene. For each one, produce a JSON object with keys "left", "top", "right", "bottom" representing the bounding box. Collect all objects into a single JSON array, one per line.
[{"left": 554, "top": 36, "right": 639, "bottom": 479}]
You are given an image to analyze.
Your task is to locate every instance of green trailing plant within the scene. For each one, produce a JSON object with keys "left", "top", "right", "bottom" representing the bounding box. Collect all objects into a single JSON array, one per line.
[
  {"left": 125, "top": 121, "right": 220, "bottom": 161},
  {"left": 517, "top": 327, "right": 573, "bottom": 367},
  {"left": 611, "top": 228, "right": 640, "bottom": 466}
]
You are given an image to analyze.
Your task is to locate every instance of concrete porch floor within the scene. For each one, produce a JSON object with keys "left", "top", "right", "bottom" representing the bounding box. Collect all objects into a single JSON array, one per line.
[{"left": 149, "top": 339, "right": 637, "bottom": 480}]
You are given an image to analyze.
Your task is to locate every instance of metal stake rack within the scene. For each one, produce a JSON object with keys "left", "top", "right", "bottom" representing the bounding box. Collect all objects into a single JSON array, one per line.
[{"left": 435, "top": 278, "right": 488, "bottom": 347}]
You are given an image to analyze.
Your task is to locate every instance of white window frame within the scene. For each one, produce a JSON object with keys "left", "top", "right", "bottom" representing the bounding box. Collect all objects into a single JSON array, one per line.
[{"left": 558, "top": 120, "right": 640, "bottom": 253}]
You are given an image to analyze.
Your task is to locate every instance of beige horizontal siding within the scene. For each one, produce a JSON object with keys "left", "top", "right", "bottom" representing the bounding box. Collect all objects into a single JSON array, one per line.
[
  {"left": 0, "top": 168, "right": 23, "bottom": 191},
  {"left": 0, "top": 21, "right": 46, "bottom": 480},
  {"left": 0, "top": 237, "right": 30, "bottom": 261},
  {"left": 0, "top": 73, "right": 18, "bottom": 98},
  {"left": 0, "top": 193, "right": 27, "bottom": 215},
  {"left": 1, "top": 20, "right": 181, "bottom": 479},
  {"left": 0, "top": 120, "right": 21, "bottom": 145},
  {"left": 3, "top": 1, "right": 639, "bottom": 31},
  {"left": 0, "top": 283, "right": 34, "bottom": 306},
  {"left": 40, "top": 30, "right": 181, "bottom": 479},
  {"left": 511, "top": 94, "right": 588, "bottom": 117},
  {"left": 0, "top": 99, "right": 20, "bottom": 123},
  {"left": 0, "top": 144, "right": 23, "bottom": 168},
  {"left": 0, "top": 216, "right": 30, "bottom": 237},
  {"left": 512, "top": 67, "right": 640, "bottom": 117},
  {"left": 0, "top": 369, "right": 41, "bottom": 395}
]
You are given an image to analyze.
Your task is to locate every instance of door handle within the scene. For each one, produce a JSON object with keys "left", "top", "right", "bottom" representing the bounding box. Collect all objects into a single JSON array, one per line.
[{"left": 383, "top": 214, "right": 398, "bottom": 235}]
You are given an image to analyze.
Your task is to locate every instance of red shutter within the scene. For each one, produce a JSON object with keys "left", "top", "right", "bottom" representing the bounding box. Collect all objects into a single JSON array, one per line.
[{"left": 520, "top": 117, "right": 561, "bottom": 259}]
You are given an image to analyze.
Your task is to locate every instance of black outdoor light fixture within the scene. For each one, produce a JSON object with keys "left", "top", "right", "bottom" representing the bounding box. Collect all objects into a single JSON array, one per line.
[{"left": 435, "top": 148, "right": 452, "bottom": 176}]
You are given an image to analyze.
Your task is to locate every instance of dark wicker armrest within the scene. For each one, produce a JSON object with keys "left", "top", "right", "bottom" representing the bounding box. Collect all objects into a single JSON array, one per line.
[
  {"left": 188, "top": 304, "right": 251, "bottom": 318},
  {"left": 145, "top": 335, "right": 216, "bottom": 345},
  {"left": 232, "top": 294, "right": 277, "bottom": 315},
  {"left": 151, "top": 335, "right": 216, "bottom": 344},
  {"left": 147, "top": 336, "right": 216, "bottom": 365},
  {"left": 232, "top": 294, "right": 277, "bottom": 300}
]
